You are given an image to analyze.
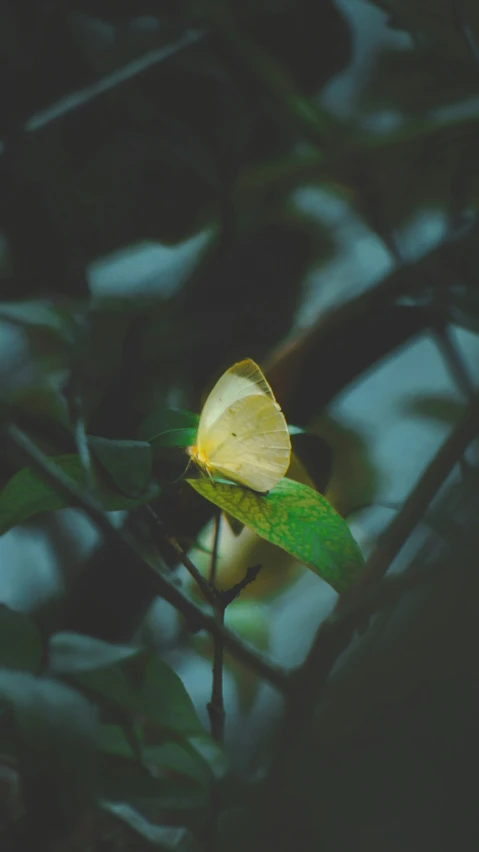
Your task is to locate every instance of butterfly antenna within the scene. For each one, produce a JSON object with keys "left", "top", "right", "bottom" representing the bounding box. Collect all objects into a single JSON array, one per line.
[{"left": 169, "top": 455, "right": 193, "bottom": 486}]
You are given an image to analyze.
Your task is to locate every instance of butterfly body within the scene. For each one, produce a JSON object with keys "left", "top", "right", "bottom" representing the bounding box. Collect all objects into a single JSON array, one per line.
[{"left": 187, "top": 359, "right": 291, "bottom": 492}]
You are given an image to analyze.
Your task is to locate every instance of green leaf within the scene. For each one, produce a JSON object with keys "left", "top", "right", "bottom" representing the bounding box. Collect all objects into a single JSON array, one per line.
[
  {"left": 0, "top": 454, "right": 160, "bottom": 535},
  {"left": 52, "top": 641, "right": 203, "bottom": 736},
  {"left": 98, "top": 752, "right": 206, "bottom": 811},
  {"left": 48, "top": 636, "right": 225, "bottom": 778},
  {"left": 0, "top": 670, "right": 98, "bottom": 833},
  {"left": 0, "top": 606, "right": 42, "bottom": 673},
  {"left": 49, "top": 632, "right": 138, "bottom": 674},
  {"left": 101, "top": 801, "right": 199, "bottom": 850},
  {"left": 99, "top": 724, "right": 142, "bottom": 760},
  {"left": 0, "top": 299, "right": 76, "bottom": 343},
  {"left": 88, "top": 436, "right": 152, "bottom": 497},
  {"left": 151, "top": 427, "right": 198, "bottom": 450},
  {"left": 138, "top": 408, "right": 199, "bottom": 442},
  {"left": 122, "top": 653, "right": 204, "bottom": 737},
  {"left": 187, "top": 478, "right": 364, "bottom": 594},
  {"left": 144, "top": 741, "right": 213, "bottom": 786}
]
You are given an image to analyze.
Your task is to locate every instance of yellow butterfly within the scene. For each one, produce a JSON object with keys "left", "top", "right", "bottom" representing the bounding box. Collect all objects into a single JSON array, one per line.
[{"left": 187, "top": 359, "right": 291, "bottom": 493}]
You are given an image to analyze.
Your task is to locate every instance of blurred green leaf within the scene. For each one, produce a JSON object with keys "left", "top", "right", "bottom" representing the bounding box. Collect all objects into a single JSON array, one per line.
[
  {"left": 365, "top": 0, "right": 479, "bottom": 58},
  {"left": 187, "top": 477, "right": 364, "bottom": 593},
  {"left": 0, "top": 300, "right": 77, "bottom": 343},
  {"left": 361, "top": 45, "right": 479, "bottom": 116},
  {"left": 7, "top": 383, "right": 70, "bottom": 429},
  {"left": 49, "top": 632, "right": 138, "bottom": 675},
  {"left": 51, "top": 639, "right": 226, "bottom": 780},
  {"left": 151, "top": 428, "right": 198, "bottom": 451},
  {"left": 0, "top": 454, "right": 160, "bottom": 535},
  {"left": 101, "top": 801, "right": 199, "bottom": 850},
  {"left": 88, "top": 435, "right": 153, "bottom": 497},
  {"left": 0, "top": 670, "right": 98, "bottom": 833},
  {"left": 98, "top": 753, "right": 206, "bottom": 809},
  {"left": 52, "top": 639, "right": 203, "bottom": 736},
  {"left": 99, "top": 723, "right": 142, "bottom": 760},
  {"left": 138, "top": 408, "right": 200, "bottom": 442},
  {"left": 144, "top": 741, "right": 213, "bottom": 787},
  {"left": 348, "top": 115, "right": 479, "bottom": 230},
  {"left": 0, "top": 606, "right": 42, "bottom": 673}
]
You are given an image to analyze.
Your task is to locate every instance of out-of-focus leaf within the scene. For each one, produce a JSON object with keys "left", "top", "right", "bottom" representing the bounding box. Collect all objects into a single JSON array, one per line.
[
  {"left": 98, "top": 753, "right": 206, "bottom": 809},
  {"left": 366, "top": 0, "right": 479, "bottom": 59},
  {"left": 7, "top": 384, "right": 70, "bottom": 429},
  {"left": 49, "top": 632, "right": 138, "bottom": 675},
  {"left": 349, "top": 115, "right": 479, "bottom": 230},
  {"left": 187, "top": 477, "right": 364, "bottom": 593},
  {"left": 101, "top": 801, "right": 198, "bottom": 850},
  {"left": 0, "top": 606, "right": 42, "bottom": 673},
  {"left": 99, "top": 724, "right": 142, "bottom": 760},
  {"left": 150, "top": 428, "right": 198, "bottom": 451},
  {"left": 121, "top": 654, "right": 204, "bottom": 737},
  {"left": 138, "top": 408, "right": 200, "bottom": 443},
  {"left": 361, "top": 46, "right": 479, "bottom": 116},
  {"left": 0, "top": 454, "right": 160, "bottom": 535},
  {"left": 0, "top": 670, "right": 97, "bottom": 834},
  {"left": 54, "top": 641, "right": 226, "bottom": 779},
  {"left": 53, "top": 641, "right": 203, "bottom": 736},
  {"left": 88, "top": 435, "right": 153, "bottom": 497},
  {"left": 144, "top": 741, "right": 213, "bottom": 787},
  {"left": 0, "top": 300, "right": 77, "bottom": 343}
]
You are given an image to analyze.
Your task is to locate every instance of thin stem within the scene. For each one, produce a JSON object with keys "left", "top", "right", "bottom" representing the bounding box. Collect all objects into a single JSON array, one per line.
[
  {"left": 433, "top": 323, "right": 475, "bottom": 401},
  {"left": 165, "top": 532, "right": 218, "bottom": 607},
  {"left": 73, "top": 409, "right": 94, "bottom": 492},
  {"left": 207, "top": 603, "right": 226, "bottom": 743},
  {"left": 210, "top": 508, "right": 221, "bottom": 586},
  {"left": 207, "top": 511, "right": 225, "bottom": 742},
  {"left": 0, "top": 30, "right": 203, "bottom": 155},
  {"left": 2, "top": 423, "right": 289, "bottom": 692}
]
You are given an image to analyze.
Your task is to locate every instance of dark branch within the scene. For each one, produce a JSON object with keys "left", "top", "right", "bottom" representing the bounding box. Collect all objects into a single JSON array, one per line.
[{"left": 291, "top": 390, "right": 479, "bottom": 710}]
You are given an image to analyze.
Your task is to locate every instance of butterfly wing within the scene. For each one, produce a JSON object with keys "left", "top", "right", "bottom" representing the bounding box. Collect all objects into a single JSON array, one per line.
[
  {"left": 197, "top": 359, "right": 275, "bottom": 445},
  {"left": 200, "top": 394, "right": 291, "bottom": 492}
]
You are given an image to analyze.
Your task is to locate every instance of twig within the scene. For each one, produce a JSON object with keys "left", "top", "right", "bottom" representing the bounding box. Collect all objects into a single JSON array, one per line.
[
  {"left": 433, "top": 319, "right": 475, "bottom": 401},
  {"left": 165, "top": 532, "right": 218, "bottom": 607},
  {"left": 264, "top": 217, "right": 477, "bottom": 389},
  {"left": 209, "top": 508, "right": 221, "bottom": 587},
  {"left": 2, "top": 423, "right": 289, "bottom": 692},
  {"left": 207, "top": 511, "right": 224, "bottom": 743},
  {"left": 0, "top": 30, "right": 204, "bottom": 154},
  {"left": 220, "top": 563, "right": 262, "bottom": 607}
]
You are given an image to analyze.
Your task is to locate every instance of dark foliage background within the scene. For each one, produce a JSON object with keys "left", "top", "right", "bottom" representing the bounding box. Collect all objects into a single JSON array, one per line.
[{"left": 1, "top": 0, "right": 479, "bottom": 850}]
